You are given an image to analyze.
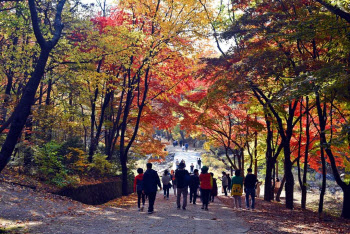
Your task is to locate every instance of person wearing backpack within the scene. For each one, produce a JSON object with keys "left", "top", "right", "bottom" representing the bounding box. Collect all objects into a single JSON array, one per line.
[
  {"left": 231, "top": 169, "right": 243, "bottom": 210},
  {"left": 134, "top": 168, "right": 145, "bottom": 211}
]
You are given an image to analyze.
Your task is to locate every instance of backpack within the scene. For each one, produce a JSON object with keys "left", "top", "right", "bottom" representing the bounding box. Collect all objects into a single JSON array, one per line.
[{"left": 231, "top": 184, "right": 242, "bottom": 196}]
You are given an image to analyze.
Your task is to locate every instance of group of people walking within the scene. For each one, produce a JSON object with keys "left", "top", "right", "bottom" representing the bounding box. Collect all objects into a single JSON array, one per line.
[{"left": 134, "top": 160, "right": 259, "bottom": 214}]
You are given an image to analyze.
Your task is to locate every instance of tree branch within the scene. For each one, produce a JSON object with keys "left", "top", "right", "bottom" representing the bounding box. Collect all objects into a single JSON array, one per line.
[{"left": 315, "top": 0, "right": 350, "bottom": 24}]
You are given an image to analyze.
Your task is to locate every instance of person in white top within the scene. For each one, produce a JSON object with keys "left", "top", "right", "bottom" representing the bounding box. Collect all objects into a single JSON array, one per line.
[{"left": 162, "top": 170, "right": 171, "bottom": 200}]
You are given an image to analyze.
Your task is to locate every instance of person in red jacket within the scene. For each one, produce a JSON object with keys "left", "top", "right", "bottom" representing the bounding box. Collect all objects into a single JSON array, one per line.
[
  {"left": 199, "top": 166, "right": 212, "bottom": 211},
  {"left": 134, "top": 168, "right": 145, "bottom": 211}
]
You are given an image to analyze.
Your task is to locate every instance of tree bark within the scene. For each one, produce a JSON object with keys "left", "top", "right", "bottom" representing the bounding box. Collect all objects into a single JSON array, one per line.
[
  {"left": 319, "top": 147, "right": 326, "bottom": 216},
  {"left": 0, "top": 0, "right": 66, "bottom": 173},
  {"left": 276, "top": 175, "right": 286, "bottom": 202},
  {"left": 301, "top": 96, "right": 310, "bottom": 209}
]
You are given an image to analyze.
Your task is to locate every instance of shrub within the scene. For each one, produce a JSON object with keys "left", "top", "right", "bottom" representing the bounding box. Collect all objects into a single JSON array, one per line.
[
  {"left": 64, "top": 147, "right": 89, "bottom": 174},
  {"left": 51, "top": 172, "right": 80, "bottom": 188},
  {"left": 89, "top": 154, "right": 114, "bottom": 176},
  {"left": 34, "top": 141, "right": 64, "bottom": 182}
]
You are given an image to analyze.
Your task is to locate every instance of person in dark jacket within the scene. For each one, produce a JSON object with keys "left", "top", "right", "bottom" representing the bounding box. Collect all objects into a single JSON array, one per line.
[
  {"left": 227, "top": 173, "right": 232, "bottom": 193},
  {"left": 175, "top": 162, "right": 190, "bottom": 210},
  {"left": 143, "top": 163, "right": 162, "bottom": 214},
  {"left": 189, "top": 169, "right": 200, "bottom": 204},
  {"left": 244, "top": 168, "right": 258, "bottom": 210}
]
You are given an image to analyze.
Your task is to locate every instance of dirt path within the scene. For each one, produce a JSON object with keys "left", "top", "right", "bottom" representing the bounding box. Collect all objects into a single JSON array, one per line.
[{"left": 1, "top": 181, "right": 249, "bottom": 233}]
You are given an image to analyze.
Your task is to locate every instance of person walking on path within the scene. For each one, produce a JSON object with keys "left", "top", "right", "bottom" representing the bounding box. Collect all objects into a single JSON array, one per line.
[
  {"left": 210, "top": 173, "right": 218, "bottom": 202},
  {"left": 244, "top": 168, "right": 258, "bottom": 210},
  {"left": 189, "top": 169, "right": 200, "bottom": 204},
  {"left": 176, "top": 159, "right": 180, "bottom": 170},
  {"left": 227, "top": 173, "right": 232, "bottom": 194},
  {"left": 199, "top": 166, "right": 212, "bottom": 211},
  {"left": 143, "top": 163, "right": 162, "bottom": 214},
  {"left": 231, "top": 169, "right": 243, "bottom": 209},
  {"left": 185, "top": 142, "right": 189, "bottom": 151},
  {"left": 190, "top": 163, "right": 194, "bottom": 173},
  {"left": 170, "top": 170, "right": 177, "bottom": 196},
  {"left": 221, "top": 172, "right": 228, "bottom": 196},
  {"left": 175, "top": 162, "right": 190, "bottom": 210},
  {"left": 197, "top": 158, "right": 202, "bottom": 169},
  {"left": 162, "top": 170, "right": 171, "bottom": 200},
  {"left": 134, "top": 168, "right": 145, "bottom": 211}
]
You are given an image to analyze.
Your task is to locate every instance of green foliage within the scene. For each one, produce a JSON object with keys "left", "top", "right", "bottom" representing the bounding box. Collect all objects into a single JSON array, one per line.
[
  {"left": 50, "top": 171, "right": 80, "bottom": 189},
  {"left": 33, "top": 141, "right": 65, "bottom": 182},
  {"left": 89, "top": 153, "right": 114, "bottom": 176},
  {"left": 33, "top": 141, "right": 82, "bottom": 188}
]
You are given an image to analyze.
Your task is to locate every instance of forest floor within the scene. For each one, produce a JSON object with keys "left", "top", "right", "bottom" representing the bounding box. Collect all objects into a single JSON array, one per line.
[{"left": 218, "top": 195, "right": 350, "bottom": 233}]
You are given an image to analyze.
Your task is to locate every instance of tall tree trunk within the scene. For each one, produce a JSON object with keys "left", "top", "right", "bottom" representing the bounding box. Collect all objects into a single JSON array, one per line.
[
  {"left": 0, "top": 0, "right": 66, "bottom": 173},
  {"left": 0, "top": 49, "right": 50, "bottom": 172},
  {"left": 254, "top": 130, "right": 258, "bottom": 176},
  {"left": 264, "top": 113, "right": 274, "bottom": 202},
  {"left": 342, "top": 188, "right": 350, "bottom": 219},
  {"left": 301, "top": 96, "right": 310, "bottom": 209},
  {"left": 315, "top": 90, "right": 350, "bottom": 219},
  {"left": 319, "top": 147, "right": 326, "bottom": 216},
  {"left": 264, "top": 157, "right": 275, "bottom": 201},
  {"left": 283, "top": 140, "right": 294, "bottom": 209}
]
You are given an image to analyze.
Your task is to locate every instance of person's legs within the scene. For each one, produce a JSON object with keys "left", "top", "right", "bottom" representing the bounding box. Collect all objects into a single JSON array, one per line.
[
  {"left": 189, "top": 188, "right": 193, "bottom": 203},
  {"left": 223, "top": 186, "right": 227, "bottom": 196},
  {"left": 237, "top": 195, "right": 242, "bottom": 208},
  {"left": 163, "top": 187, "right": 166, "bottom": 197},
  {"left": 173, "top": 184, "right": 177, "bottom": 196},
  {"left": 251, "top": 188, "right": 256, "bottom": 209},
  {"left": 203, "top": 189, "right": 210, "bottom": 209},
  {"left": 233, "top": 196, "right": 237, "bottom": 208},
  {"left": 177, "top": 188, "right": 182, "bottom": 208},
  {"left": 182, "top": 188, "right": 188, "bottom": 208},
  {"left": 166, "top": 187, "right": 169, "bottom": 198},
  {"left": 137, "top": 191, "right": 142, "bottom": 208},
  {"left": 245, "top": 189, "right": 250, "bottom": 208},
  {"left": 141, "top": 193, "right": 145, "bottom": 208},
  {"left": 193, "top": 188, "right": 197, "bottom": 204},
  {"left": 201, "top": 189, "right": 206, "bottom": 208},
  {"left": 148, "top": 192, "right": 156, "bottom": 213}
]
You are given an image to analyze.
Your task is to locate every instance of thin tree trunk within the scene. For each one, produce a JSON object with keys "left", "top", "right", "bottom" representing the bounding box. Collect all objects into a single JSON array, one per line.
[
  {"left": 301, "top": 96, "right": 310, "bottom": 209},
  {"left": 319, "top": 147, "right": 327, "bottom": 216},
  {"left": 276, "top": 175, "right": 286, "bottom": 202}
]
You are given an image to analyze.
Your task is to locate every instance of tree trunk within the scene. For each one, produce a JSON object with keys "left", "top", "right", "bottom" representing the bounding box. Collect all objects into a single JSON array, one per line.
[
  {"left": 276, "top": 175, "right": 286, "bottom": 202},
  {"left": 318, "top": 147, "right": 326, "bottom": 216},
  {"left": 284, "top": 142, "right": 294, "bottom": 209},
  {"left": 254, "top": 130, "right": 258, "bottom": 176},
  {"left": 342, "top": 187, "right": 350, "bottom": 219},
  {"left": 120, "top": 151, "right": 128, "bottom": 196},
  {"left": 0, "top": 49, "right": 50, "bottom": 172},
  {"left": 264, "top": 158, "right": 275, "bottom": 201},
  {"left": 301, "top": 96, "right": 310, "bottom": 209},
  {"left": 0, "top": 0, "right": 66, "bottom": 173}
]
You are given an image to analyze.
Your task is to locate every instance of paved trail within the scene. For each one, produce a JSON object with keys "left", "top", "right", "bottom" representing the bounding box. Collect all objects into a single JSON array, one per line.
[
  {"left": 1, "top": 182, "right": 249, "bottom": 233},
  {"left": 1, "top": 146, "right": 250, "bottom": 233}
]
